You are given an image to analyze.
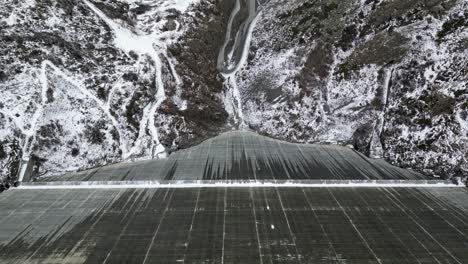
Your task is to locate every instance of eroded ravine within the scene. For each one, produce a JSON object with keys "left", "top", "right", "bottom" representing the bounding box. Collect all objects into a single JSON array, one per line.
[
  {"left": 83, "top": 0, "right": 168, "bottom": 160},
  {"left": 217, "top": 0, "right": 262, "bottom": 128}
]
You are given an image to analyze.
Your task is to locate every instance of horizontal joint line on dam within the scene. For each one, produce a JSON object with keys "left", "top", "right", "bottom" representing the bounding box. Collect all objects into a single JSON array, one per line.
[{"left": 15, "top": 180, "right": 463, "bottom": 189}]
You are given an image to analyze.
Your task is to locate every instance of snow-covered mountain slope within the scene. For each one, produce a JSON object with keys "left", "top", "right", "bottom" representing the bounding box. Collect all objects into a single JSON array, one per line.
[
  {"left": 0, "top": 0, "right": 467, "bottom": 180},
  {"left": 1, "top": 0, "right": 212, "bottom": 177},
  {"left": 236, "top": 0, "right": 468, "bottom": 178}
]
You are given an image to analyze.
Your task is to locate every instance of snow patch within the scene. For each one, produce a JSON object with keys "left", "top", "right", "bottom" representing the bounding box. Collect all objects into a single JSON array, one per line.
[
  {"left": 4, "top": 13, "right": 18, "bottom": 26},
  {"left": 122, "top": 0, "right": 199, "bottom": 13}
]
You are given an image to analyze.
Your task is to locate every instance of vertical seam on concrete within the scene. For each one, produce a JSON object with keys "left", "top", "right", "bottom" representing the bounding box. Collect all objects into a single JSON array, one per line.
[
  {"left": 142, "top": 189, "right": 175, "bottom": 264},
  {"left": 182, "top": 188, "right": 201, "bottom": 261},
  {"left": 407, "top": 232, "right": 443, "bottom": 264},
  {"left": 275, "top": 187, "right": 303, "bottom": 263},
  {"left": 426, "top": 189, "right": 468, "bottom": 223},
  {"left": 327, "top": 188, "right": 383, "bottom": 264},
  {"left": 381, "top": 188, "right": 462, "bottom": 264},
  {"left": 301, "top": 188, "right": 341, "bottom": 261},
  {"left": 261, "top": 188, "right": 274, "bottom": 264},
  {"left": 26, "top": 190, "right": 92, "bottom": 261},
  {"left": 221, "top": 187, "right": 227, "bottom": 264},
  {"left": 404, "top": 189, "right": 468, "bottom": 240},
  {"left": 0, "top": 189, "right": 37, "bottom": 227},
  {"left": 250, "top": 188, "right": 263, "bottom": 264},
  {"left": 102, "top": 190, "right": 146, "bottom": 264},
  {"left": 352, "top": 188, "right": 423, "bottom": 264}
]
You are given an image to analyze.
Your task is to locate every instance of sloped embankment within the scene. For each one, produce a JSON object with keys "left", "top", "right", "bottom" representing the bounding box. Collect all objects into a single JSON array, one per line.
[{"left": 37, "top": 131, "right": 426, "bottom": 182}]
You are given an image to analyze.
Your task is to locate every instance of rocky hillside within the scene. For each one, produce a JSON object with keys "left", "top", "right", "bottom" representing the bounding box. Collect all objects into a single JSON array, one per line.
[
  {"left": 0, "top": 0, "right": 466, "bottom": 180},
  {"left": 239, "top": 0, "right": 468, "bottom": 178}
]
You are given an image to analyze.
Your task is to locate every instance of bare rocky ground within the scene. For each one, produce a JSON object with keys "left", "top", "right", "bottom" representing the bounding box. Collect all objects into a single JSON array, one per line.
[{"left": 0, "top": 0, "right": 467, "bottom": 181}]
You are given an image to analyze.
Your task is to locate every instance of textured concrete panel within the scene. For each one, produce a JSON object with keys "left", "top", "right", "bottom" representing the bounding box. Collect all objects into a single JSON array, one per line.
[{"left": 0, "top": 187, "right": 467, "bottom": 263}]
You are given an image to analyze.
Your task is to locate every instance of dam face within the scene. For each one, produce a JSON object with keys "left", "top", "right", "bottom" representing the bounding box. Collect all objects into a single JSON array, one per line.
[
  {"left": 1, "top": 131, "right": 468, "bottom": 263},
  {"left": 38, "top": 131, "right": 425, "bottom": 182},
  {"left": 1, "top": 187, "right": 468, "bottom": 263}
]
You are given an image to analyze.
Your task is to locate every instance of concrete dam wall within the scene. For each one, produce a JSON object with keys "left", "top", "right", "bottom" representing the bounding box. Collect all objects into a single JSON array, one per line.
[{"left": 38, "top": 131, "right": 425, "bottom": 182}]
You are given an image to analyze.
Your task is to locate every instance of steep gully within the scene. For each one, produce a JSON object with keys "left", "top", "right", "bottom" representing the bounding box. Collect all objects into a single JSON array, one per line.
[
  {"left": 21, "top": 0, "right": 186, "bottom": 170},
  {"left": 19, "top": 0, "right": 263, "bottom": 180},
  {"left": 82, "top": 0, "right": 169, "bottom": 160},
  {"left": 217, "top": 0, "right": 263, "bottom": 129}
]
